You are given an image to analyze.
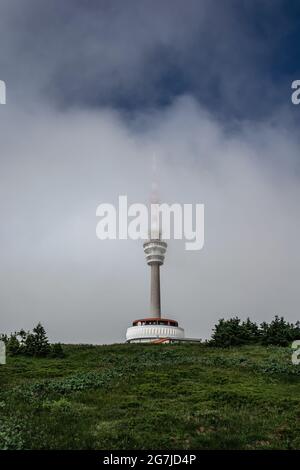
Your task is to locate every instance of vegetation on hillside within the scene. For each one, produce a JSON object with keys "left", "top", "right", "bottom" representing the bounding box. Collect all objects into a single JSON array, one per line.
[
  {"left": 0, "top": 317, "right": 299, "bottom": 449},
  {"left": 0, "top": 343, "right": 299, "bottom": 450}
]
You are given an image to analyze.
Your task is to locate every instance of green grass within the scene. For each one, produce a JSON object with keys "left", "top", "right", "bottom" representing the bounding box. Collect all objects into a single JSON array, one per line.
[{"left": 0, "top": 343, "right": 299, "bottom": 450}]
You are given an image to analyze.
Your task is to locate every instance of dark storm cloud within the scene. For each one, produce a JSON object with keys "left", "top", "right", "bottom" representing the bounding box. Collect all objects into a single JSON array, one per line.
[{"left": 1, "top": 0, "right": 299, "bottom": 118}]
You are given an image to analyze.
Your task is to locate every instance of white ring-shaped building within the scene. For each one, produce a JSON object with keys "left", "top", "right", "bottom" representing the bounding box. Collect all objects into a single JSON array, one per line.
[{"left": 126, "top": 318, "right": 185, "bottom": 343}]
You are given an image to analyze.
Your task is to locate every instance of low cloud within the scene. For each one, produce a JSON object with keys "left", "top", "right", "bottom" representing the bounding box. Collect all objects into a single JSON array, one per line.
[{"left": 0, "top": 96, "right": 299, "bottom": 342}]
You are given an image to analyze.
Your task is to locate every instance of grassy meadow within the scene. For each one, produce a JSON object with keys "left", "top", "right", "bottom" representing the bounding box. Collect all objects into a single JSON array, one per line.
[{"left": 0, "top": 343, "right": 299, "bottom": 450}]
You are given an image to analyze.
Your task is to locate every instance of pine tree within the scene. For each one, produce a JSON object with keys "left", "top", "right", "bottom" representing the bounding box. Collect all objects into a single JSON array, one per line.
[{"left": 30, "top": 323, "right": 51, "bottom": 357}]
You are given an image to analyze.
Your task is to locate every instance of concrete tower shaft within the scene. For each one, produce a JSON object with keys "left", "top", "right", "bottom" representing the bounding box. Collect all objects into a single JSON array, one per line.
[
  {"left": 150, "top": 263, "right": 161, "bottom": 318},
  {"left": 143, "top": 239, "right": 167, "bottom": 318}
]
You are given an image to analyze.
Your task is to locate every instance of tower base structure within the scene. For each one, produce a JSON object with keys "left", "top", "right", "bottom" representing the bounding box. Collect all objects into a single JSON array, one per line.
[{"left": 126, "top": 317, "right": 185, "bottom": 343}]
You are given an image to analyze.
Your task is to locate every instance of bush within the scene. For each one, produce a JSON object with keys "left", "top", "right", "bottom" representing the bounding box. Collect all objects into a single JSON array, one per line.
[
  {"left": 4, "top": 334, "right": 22, "bottom": 356},
  {"left": 50, "top": 343, "right": 65, "bottom": 358},
  {"left": 0, "top": 418, "right": 24, "bottom": 450}
]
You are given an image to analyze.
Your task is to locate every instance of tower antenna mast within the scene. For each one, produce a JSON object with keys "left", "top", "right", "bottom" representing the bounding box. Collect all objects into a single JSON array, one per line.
[{"left": 125, "top": 153, "right": 185, "bottom": 342}]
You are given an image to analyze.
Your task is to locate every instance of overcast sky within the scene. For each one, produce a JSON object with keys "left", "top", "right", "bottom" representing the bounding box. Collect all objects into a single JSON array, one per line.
[{"left": 0, "top": 0, "right": 300, "bottom": 343}]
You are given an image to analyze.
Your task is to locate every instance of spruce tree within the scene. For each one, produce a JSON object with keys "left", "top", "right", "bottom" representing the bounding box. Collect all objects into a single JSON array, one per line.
[{"left": 31, "top": 323, "right": 51, "bottom": 357}]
